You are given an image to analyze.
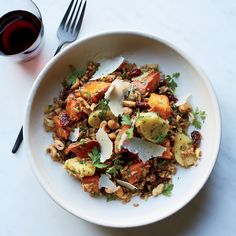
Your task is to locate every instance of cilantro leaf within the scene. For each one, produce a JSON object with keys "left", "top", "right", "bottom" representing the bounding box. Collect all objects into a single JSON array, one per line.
[
  {"left": 97, "top": 99, "right": 110, "bottom": 119},
  {"left": 106, "top": 194, "right": 117, "bottom": 202},
  {"left": 165, "top": 72, "right": 180, "bottom": 92},
  {"left": 67, "top": 69, "right": 84, "bottom": 86},
  {"left": 121, "top": 114, "right": 132, "bottom": 126},
  {"left": 190, "top": 107, "right": 206, "bottom": 129},
  {"left": 88, "top": 147, "right": 107, "bottom": 169},
  {"left": 106, "top": 158, "right": 124, "bottom": 176},
  {"left": 162, "top": 183, "right": 174, "bottom": 196},
  {"left": 126, "top": 127, "right": 134, "bottom": 139}
]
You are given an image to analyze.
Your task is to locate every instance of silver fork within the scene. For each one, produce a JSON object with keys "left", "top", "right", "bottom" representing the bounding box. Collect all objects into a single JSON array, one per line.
[
  {"left": 12, "top": 0, "right": 87, "bottom": 154},
  {"left": 54, "top": 0, "right": 87, "bottom": 55}
]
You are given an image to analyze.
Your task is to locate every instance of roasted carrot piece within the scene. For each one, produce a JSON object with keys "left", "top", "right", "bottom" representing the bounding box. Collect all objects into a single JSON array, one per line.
[
  {"left": 82, "top": 174, "right": 100, "bottom": 193},
  {"left": 114, "top": 125, "right": 130, "bottom": 154},
  {"left": 66, "top": 96, "right": 86, "bottom": 122},
  {"left": 148, "top": 93, "right": 172, "bottom": 119},
  {"left": 131, "top": 71, "right": 160, "bottom": 94},
  {"left": 76, "top": 81, "right": 111, "bottom": 103},
  {"left": 53, "top": 115, "right": 70, "bottom": 139},
  {"left": 161, "top": 139, "right": 173, "bottom": 159},
  {"left": 65, "top": 140, "right": 100, "bottom": 158},
  {"left": 127, "top": 162, "right": 147, "bottom": 184}
]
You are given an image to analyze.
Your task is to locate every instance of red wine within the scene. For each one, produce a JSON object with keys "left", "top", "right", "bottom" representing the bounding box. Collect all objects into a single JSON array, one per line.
[{"left": 0, "top": 10, "right": 43, "bottom": 55}]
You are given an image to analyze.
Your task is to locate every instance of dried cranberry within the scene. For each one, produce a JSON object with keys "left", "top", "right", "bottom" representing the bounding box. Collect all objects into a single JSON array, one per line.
[
  {"left": 59, "top": 111, "right": 70, "bottom": 127},
  {"left": 159, "top": 79, "right": 168, "bottom": 87},
  {"left": 130, "top": 68, "right": 141, "bottom": 78},
  {"left": 191, "top": 131, "right": 202, "bottom": 147},
  {"left": 135, "top": 101, "right": 150, "bottom": 110},
  {"left": 167, "top": 94, "right": 178, "bottom": 103}
]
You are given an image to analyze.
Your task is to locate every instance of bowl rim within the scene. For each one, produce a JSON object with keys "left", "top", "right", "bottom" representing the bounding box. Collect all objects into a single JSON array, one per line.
[{"left": 24, "top": 30, "right": 221, "bottom": 228}]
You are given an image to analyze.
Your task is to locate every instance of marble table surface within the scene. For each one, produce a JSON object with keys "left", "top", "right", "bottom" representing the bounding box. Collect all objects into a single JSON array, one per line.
[{"left": 0, "top": 0, "right": 236, "bottom": 235}]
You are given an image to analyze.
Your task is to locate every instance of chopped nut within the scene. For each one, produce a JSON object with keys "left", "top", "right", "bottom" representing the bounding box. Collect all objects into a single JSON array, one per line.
[
  {"left": 195, "top": 147, "right": 201, "bottom": 158},
  {"left": 115, "top": 186, "right": 125, "bottom": 199},
  {"left": 46, "top": 145, "right": 57, "bottom": 160},
  {"left": 123, "top": 107, "right": 133, "bottom": 115},
  {"left": 108, "top": 132, "right": 116, "bottom": 141},
  {"left": 99, "top": 120, "right": 110, "bottom": 133},
  {"left": 71, "top": 79, "right": 80, "bottom": 89},
  {"left": 107, "top": 119, "right": 120, "bottom": 130},
  {"left": 179, "top": 103, "right": 192, "bottom": 113},
  {"left": 122, "top": 100, "right": 136, "bottom": 108},
  {"left": 54, "top": 139, "right": 65, "bottom": 150},
  {"left": 152, "top": 183, "right": 165, "bottom": 196}
]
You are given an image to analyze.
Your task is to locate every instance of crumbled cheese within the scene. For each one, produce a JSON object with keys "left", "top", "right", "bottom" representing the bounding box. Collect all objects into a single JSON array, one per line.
[
  {"left": 69, "top": 127, "right": 80, "bottom": 142},
  {"left": 116, "top": 179, "right": 137, "bottom": 191},
  {"left": 104, "top": 79, "right": 130, "bottom": 116},
  {"left": 91, "top": 56, "right": 125, "bottom": 80},
  {"left": 99, "top": 174, "right": 118, "bottom": 192},
  {"left": 96, "top": 128, "right": 113, "bottom": 162},
  {"left": 175, "top": 93, "right": 191, "bottom": 106},
  {"left": 123, "top": 137, "right": 166, "bottom": 163}
]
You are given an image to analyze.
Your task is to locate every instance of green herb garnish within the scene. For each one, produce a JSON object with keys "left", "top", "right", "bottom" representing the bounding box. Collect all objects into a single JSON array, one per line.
[
  {"left": 88, "top": 147, "right": 107, "bottom": 169},
  {"left": 125, "top": 110, "right": 140, "bottom": 139},
  {"left": 106, "top": 159, "right": 124, "bottom": 176},
  {"left": 165, "top": 72, "right": 180, "bottom": 92},
  {"left": 162, "top": 183, "right": 174, "bottom": 196},
  {"left": 121, "top": 114, "right": 132, "bottom": 126},
  {"left": 97, "top": 98, "right": 109, "bottom": 119},
  {"left": 67, "top": 69, "right": 84, "bottom": 86},
  {"left": 153, "top": 133, "right": 166, "bottom": 144},
  {"left": 126, "top": 127, "right": 134, "bottom": 139},
  {"left": 190, "top": 107, "right": 206, "bottom": 129},
  {"left": 106, "top": 194, "right": 117, "bottom": 202}
]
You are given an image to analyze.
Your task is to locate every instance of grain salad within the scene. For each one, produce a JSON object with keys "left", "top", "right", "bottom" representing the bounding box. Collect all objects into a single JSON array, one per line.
[{"left": 44, "top": 57, "right": 206, "bottom": 202}]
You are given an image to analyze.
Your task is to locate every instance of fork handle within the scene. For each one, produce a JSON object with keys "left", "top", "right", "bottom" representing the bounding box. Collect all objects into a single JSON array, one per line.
[{"left": 54, "top": 43, "right": 66, "bottom": 56}]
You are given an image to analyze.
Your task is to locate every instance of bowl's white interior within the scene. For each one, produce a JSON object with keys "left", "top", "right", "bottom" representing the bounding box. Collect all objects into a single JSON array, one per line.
[{"left": 24, "top": 32, "right": 221, "bottom": 228}]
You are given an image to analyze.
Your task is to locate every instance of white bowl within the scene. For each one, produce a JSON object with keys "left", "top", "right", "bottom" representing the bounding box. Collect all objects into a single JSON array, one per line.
[{"left": 24, "top": 31, "right": 221, "bottom": 228}]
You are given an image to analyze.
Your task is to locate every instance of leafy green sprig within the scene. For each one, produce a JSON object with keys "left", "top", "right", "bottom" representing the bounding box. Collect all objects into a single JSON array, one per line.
[
  {"left": 88, "top": 147, "right": 107, "bottom": 169},
  {"left": 190, "top": 107, "right": 206, "bottom": 129}
]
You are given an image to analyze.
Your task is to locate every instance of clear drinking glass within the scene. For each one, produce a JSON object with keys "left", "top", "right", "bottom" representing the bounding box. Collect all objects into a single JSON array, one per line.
[{"left": 0, "top": 0, "right": 44, "bottom": 61}]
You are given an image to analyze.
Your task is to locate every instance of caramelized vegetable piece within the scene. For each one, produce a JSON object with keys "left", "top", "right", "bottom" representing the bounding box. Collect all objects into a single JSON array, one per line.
[
  {"left": 82, "top": 174, "right": 100, "bottom": 193},
  {"left": 88, "top": 109, "right": 115, "bottom": 128},
  {"left": 77, "top": 81, "right": 111, "bottom": 103},
  {"left": 64, "top": 157, "right": 96, "bottom": 178},
  {"left": 136, "top": 112, "right": 169, "bottom": 144},
  {"left": 161, "top": 139, "right": 173, "bottom": 159},
  {"left": 131, "top": 71, "right": 160, "bottom": 94},
  {"left": 148, "top": 93, "right": 172, "bottom": 119},
  {"left": 114, "top": 125, "right": 130, "bottom": 154},
  {"left": 65, "top": 140, "right": 100, "bottom": 158},
  {"left": 53, "top": 115, "right": 70, "bottom": 139},
  {"left": 174, "top": 133, "right": 197, "bottom": 167},
  {"left": 66, "top": 96, "right": 86, "bottom": 122},
  {"left": 127, "top": 162, "right": 149, "bottom": 184}
]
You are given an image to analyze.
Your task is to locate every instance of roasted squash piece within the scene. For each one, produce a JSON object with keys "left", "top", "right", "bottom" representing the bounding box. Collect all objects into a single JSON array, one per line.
[
  {"left": 65, "top": 140, "right": 100, "bottom": 158},
  {"left": 131, "top": 71, "right": 160, "bottom": 94},
  {"left": 88, "top": 109, "right": 115, "bottom": 128},
  {"left": 76, "top": 81, "right": 111, "bottom": 103},
  {"left": 64, "top": 157, "right": 96, "bottom": 178},
  {"left": 82, "top": 174, "right": 100, "bottom": 194},
  {"left": 174, "top": 133, "right": 197, "bottom": 167},
  {"left": 136, "top": 112, "right": 169, "bottom": 144},
  {"left": 66, "top": 96, "right": 86, "bottom": 122},
  {"left": 148, "top": 93, "right": 172, "bottom": 119},
  {"left": 53, "top": 115, "right": 70, "bottom": 139}
]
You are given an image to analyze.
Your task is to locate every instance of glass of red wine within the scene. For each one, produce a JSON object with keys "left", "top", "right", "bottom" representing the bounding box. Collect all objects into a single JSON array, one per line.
[{"left": 0, "top": 0, "right": 44, "bottom": 61}]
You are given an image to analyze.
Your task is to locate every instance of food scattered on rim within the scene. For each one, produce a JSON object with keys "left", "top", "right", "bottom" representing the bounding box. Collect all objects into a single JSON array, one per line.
[{"left": 43, "top": 57, "right": 206, "bottom": 203}]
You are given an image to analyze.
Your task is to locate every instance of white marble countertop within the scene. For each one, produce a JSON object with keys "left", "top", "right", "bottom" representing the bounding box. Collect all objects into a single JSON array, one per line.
[{"left": 0, "top": 0, "right": 235, "bottom": 235}]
